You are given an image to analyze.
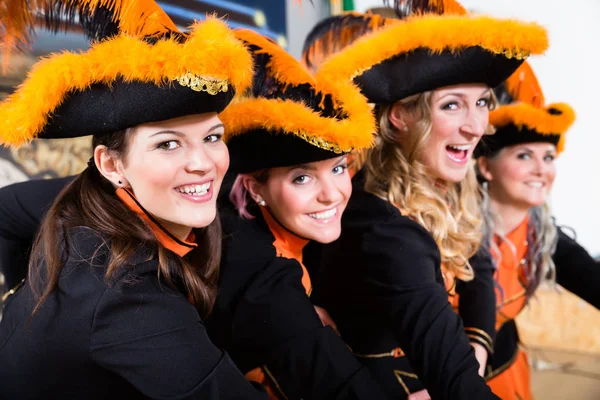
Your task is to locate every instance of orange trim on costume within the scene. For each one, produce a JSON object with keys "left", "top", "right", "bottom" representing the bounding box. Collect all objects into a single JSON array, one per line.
[
  {"left": 245, "top": 367, "right": 285, "bottom": 400},
  {"left": 116, "top": 187, "right": 197, "bottom": 257},
  {"left": 260, "top": 207, "right": 311, "bottom": 295}
]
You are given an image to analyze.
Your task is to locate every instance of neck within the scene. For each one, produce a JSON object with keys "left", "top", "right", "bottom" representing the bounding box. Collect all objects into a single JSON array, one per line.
[
  {"left": 156, "top": 218, "right": 193, "bottom": 242},
  {"left": 488, "top": 197, "right": 529, "bottom": 235}
]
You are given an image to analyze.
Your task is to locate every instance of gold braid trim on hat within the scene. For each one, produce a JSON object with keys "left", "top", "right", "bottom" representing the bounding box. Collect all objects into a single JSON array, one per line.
[
  {"left": 315, "top": 14, "right": 549, "bottom": 84},
  {"left": 0, "top": 17, "right": 253, "bottom": 147},
  {"left": 174, "top": 73, "right": 229, "bottom": 95}
]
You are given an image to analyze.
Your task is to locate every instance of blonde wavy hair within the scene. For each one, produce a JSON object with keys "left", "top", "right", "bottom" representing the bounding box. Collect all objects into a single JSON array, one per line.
[{"left": 357, "top": 91, "right": 496, "bottom": 281}]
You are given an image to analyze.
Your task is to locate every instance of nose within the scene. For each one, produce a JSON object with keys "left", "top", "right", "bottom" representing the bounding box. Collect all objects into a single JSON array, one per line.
[
  {"left": 184, "top": 146, "right": 214, "bottom": 174},
  {"left": 317, "top": 176, "right": 343, "bottom": 205},
  {"left": 531, "top": 155, "right": 550, "bottom": 176},
  {"left": 460, "top": 108, "right": 488, "bottom": 138}
]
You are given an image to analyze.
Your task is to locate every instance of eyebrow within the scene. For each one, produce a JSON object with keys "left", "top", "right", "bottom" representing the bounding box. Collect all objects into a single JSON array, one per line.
[
  {"left": 286, "top": 156, "right": 348, "bottom": 172},
  {"left": 437, "top": 89, "right": 491, "bottom": 100},
  {"left": 149, "top": 123, "right": 225, "bottom": 138},
  {"left": 287, "top": 163, "right": 317, "bottom": 172}
]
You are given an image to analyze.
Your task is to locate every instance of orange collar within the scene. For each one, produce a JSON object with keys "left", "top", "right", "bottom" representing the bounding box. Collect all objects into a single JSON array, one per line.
[
  {"left": 493, "top": 215, "right": 529, "bottom": 265},
  {"left": 116, "top": 187, "right": 197, "bottom": 257},
  {"left": 260, "top": 207, "right": 309, "bottom": 262},
  {"left": 260, "top": 207, "right": 312, "bottom": 294}
]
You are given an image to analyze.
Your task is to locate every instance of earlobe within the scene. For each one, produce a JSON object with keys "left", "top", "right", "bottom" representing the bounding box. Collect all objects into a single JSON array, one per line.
[
  {"left": 94, "top": 146, "right": 127, "bottom": 187},
  {"left": 242, "top": 175, "right": 265, "bottom": 205},
  {"left": 477, "top": 157, "right": 494, "bottom": 182},
  {"left": 389, "top": 102, "right": 409, "bottom": 132}
]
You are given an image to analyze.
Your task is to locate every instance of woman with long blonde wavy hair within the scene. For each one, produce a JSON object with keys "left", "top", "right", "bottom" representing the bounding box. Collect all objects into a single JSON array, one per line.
[{"left": 302, "top": 1, "right": 548, "bottom": 398}]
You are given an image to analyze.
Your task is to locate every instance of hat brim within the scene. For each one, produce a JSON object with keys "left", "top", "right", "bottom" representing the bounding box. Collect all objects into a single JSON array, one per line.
[
  {"left": 40, "top": 80, "right": 234, "bottom": 139},
  {"left": 228, "top": 129, "right": 343, "bottom": 174},
  {"left": 356, "top": 46, "right": 524, "bottom": 103}
]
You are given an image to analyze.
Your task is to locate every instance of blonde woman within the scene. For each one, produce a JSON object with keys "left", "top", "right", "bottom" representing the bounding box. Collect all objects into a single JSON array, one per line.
[
  {"left": 303, "top": 4, "right": 548, "bottom": 399},
  {"left": 475, "top": 63, "right": 599, "bottom": 400}
]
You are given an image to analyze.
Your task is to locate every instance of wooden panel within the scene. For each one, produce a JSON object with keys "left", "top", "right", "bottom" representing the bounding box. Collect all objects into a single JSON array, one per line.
[{"left": 516, "top": 285, "right": 600, "bottom": 354}]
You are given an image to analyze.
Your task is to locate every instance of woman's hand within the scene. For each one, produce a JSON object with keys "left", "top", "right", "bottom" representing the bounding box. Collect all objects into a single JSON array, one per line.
[
  {"left": 313, "top": 305, "right": 339, "bottom": 335},
  {"left": 408, "top": 389, "right": 431, "bottom": 400},
  {"left": 471, "top": 342, "right": 488, "bottom": 377}
]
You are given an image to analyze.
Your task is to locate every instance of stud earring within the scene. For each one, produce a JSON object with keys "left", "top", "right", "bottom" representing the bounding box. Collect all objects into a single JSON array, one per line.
[
  {"left": 118, "top": 180, "right": 122, "bottom": 185},
  {"left": 258, "top": 200, "right": 266, "bottom": 206},
  {"left": 402, "top": 124, "right": 409, "bottom": 132}
]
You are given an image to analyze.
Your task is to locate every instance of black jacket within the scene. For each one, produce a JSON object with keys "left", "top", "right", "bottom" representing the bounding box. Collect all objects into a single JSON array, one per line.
[
  {"left": 0, "top": 176, "right": 75, "bottom": 288},
  {"left": 0, "top": 177, "right": 386, "bottom": 400},
  {"left": 208, "top": 202, "right": 387, "bottom": 400},
  {"left": 0, "top": 227, "right": 267, "bottom": 399},
  {"left": 315, "top": 170, "right": 498, "bottom": 400}
]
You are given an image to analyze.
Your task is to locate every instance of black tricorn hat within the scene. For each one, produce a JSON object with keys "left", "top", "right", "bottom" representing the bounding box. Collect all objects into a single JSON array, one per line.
[
  {"left": 221, "top": 29, "right": 376, "bottom": 174},
  {"left": 476, "top": 62, "right": 575, "bottom": 157},
  {"left": 0, "top": 11, "right": 253, "bottom": 147},
  {"left": 306, "top": 2, "right": 548, "bottom": 104}
]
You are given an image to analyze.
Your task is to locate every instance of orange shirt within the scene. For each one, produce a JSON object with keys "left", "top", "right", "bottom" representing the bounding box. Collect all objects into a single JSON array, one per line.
[{"left": 492, "top": 216, "right": 529, "bottom": 331}]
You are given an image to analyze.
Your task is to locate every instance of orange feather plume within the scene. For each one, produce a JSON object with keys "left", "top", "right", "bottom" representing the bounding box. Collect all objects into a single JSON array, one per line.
[{"left": 1, "top": 0, "right": 178, "bottom": 73}]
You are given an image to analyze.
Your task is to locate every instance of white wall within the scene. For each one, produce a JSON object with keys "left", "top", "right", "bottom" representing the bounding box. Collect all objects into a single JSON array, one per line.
[
  {"left": 286, "top": 0, "right": 329, "bottom": 58},
  {"left": 351, "top": 0, "right": 600, "bottom": 256}
]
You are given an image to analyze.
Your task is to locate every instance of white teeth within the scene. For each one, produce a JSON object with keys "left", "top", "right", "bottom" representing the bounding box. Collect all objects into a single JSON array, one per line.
[
  {"left": 448, "top": 144, "right": 471, "bottom": 151},
  {"left": 308, "top": 208, "right": 337, "bottom": 220},
  {"left": 176, "top": 182, "right": 211, "bottom": 195},
  {"left": 526, "top": 182, "right": 543, "bottom": 188}
]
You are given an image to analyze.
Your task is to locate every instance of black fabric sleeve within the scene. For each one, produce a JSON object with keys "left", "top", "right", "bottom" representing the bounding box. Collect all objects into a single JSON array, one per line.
[
  {"left": 359, "top": 217, "right": 498, "bottom": 400},
  {"left": 0, "top": 176, "right": 74, "bottom": 288},
  {"left": 90, "top": 260, "right": 267, "bottom": 400},
  {"left": 456, "top": 247, "right": 496, "bottom": 355},
  {"left": 553, "top": 227, "right": 600, "bottom": 309},
  {"left": 230, "top": 256, "right": 388, "bottom": 400}
]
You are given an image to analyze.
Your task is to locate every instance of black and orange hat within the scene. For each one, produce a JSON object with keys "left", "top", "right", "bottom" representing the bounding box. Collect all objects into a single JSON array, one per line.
[
  {"left": 304, "top": 0, "right": 549, "bottom": 104},
  {"left": 221, "top": 28, "right": 376, "bottom": 174},
  {"left": 0, "top": 2, "right": 253, "bottom": 147},
  {"left": 476, "top": 62, "right": 575, "bottom": 157}
]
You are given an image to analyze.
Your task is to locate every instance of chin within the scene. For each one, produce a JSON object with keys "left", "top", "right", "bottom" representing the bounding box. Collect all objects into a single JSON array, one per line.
[
  {"left": 440, "top": 171, "right": 467, "bottom": 184},
  {"left": 308, "top": 229, "right": 342, "bottom": 244},
  {"left": 187, "top": 210, "right": 218, "bottom": 229},
  {"left": 521, "top": 197, "right": 547, "bottom": 209},
  {"left": 433, "top": 163, "right": 469, "bottom": 184}
]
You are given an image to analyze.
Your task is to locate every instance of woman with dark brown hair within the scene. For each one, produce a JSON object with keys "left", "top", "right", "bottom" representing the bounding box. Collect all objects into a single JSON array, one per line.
[{"left": 0, "top": 7, "right": 268, "bottom": 399}]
